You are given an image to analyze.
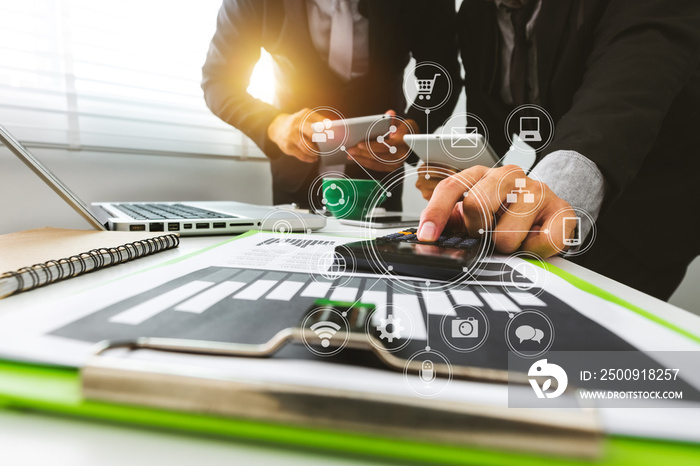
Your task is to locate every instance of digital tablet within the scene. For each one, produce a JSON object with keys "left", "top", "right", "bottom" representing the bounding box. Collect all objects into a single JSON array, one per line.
[
  {"left": 404, "top": 133, "right": 500, "bottom": 170},
  {"left": 315, "top": 114, "right": 392, "bottom": 165}
]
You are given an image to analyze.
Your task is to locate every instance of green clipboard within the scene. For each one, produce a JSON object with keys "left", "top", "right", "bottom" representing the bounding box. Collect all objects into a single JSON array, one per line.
[
  {"left": 1, "top": 357, "right": 700, "bottom": 466},
  {"left": 1, "top": 232, "right": 699, "bottom": 465}
]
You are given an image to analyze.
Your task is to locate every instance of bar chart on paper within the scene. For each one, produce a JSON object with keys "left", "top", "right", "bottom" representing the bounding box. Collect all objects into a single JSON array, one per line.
[{"left": 50, "top": 264, "right": 638, "bottom": 371}]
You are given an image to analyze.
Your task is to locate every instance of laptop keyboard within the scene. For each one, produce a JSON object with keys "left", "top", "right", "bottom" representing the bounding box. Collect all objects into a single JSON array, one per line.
[{"left": 113, "top": 203, "right": 232, "bottom": 220}]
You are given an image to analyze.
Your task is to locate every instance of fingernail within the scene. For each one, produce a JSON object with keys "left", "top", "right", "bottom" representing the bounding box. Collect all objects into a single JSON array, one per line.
[
  {"left": 357, "top": 143, "right": 365, "bottom": 149},
  {"left": 418, "top": 221, "right": 437, "bottom": 241}
]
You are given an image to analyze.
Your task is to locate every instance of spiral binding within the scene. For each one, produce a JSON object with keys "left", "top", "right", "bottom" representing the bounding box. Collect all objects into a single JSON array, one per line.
[{"left": 0, "top": 233, "right": 179, "bottom": 297}]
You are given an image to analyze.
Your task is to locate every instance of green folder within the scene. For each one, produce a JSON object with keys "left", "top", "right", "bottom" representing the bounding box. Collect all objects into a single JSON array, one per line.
[{"left": 1, "top": 234, "right": 699, "bottom": 465}]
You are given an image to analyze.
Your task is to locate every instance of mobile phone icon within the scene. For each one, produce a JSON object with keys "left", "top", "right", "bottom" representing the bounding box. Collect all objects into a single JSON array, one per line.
[{"left": 563, "top": 216, "right": 582, "bottom": 246}]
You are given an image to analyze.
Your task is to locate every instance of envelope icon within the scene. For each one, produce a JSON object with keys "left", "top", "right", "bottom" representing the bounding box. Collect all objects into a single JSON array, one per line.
[{"left": 451, "top": 127, "right": 478, "bottom": 148}]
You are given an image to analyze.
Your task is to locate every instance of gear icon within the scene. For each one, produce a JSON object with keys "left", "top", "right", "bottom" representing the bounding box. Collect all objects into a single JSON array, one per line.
[{"left": 376, "top": 315, "right": 405, "bottom": 343}]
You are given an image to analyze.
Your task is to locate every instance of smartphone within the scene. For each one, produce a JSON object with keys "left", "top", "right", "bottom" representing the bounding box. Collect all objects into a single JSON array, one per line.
[
  {"left": 404, "top": 133, "right": 499, "bottom": 170},
  {"left": 316, "top": 114, "right": 392, "bottom": 165},
  {"left": 339, "top": 215, "right": 421, "bottom": 229},
  {"left": 563, "top": 216, "right": 582, "bottom": 246}
]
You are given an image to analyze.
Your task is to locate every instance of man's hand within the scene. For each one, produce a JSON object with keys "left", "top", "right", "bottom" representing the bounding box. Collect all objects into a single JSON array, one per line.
[
  {"left": 267, "top": 108, "right": 325, "bottom": 163},
  {"left": 415, "top": 162, "right": 458, "bottom": 200},
  {"left": 416, "top": 165, "right": 577, "bottom": 258},
  {"left": 346, "top": 110, "right": 419, "bottom": 172}
]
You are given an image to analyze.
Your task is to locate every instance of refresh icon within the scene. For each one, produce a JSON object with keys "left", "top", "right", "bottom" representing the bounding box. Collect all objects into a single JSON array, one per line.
[{"left": 321, "top": 182, "right": 346, "bottom": 208}]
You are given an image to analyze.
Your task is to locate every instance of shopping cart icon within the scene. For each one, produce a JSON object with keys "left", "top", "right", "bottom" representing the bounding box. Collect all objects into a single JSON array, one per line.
[{"left": 416, "top": 73, "right": 441, "bottom": 100}]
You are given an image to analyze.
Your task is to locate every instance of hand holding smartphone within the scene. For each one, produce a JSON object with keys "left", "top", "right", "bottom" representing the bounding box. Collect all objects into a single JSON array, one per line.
[{"left": 315, "top": 114, "right": 392, "bottom": 165}]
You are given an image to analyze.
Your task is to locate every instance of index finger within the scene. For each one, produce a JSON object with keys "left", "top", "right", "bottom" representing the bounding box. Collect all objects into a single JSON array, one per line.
[{"left": 417, "top": 166, "right": 490, "bottom": 241}]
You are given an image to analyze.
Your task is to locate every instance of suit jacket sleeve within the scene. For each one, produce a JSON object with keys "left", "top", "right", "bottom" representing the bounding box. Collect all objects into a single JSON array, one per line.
[
  {"left": 201, "top": 0, "right": 282, "bottom": 159},
  {"left": 544, "top": 0, "right": 700, "bottom": 200}
]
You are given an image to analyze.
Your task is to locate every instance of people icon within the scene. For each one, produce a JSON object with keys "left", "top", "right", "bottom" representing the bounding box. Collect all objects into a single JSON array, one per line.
[{"left": 312, "top": 118, "right": 334, "bottom": 143}]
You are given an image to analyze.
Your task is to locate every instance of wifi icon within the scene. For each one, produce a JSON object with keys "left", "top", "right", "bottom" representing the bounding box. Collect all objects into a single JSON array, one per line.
[{"left": 310, "top": 321, "right": 341, "bottom": 348}]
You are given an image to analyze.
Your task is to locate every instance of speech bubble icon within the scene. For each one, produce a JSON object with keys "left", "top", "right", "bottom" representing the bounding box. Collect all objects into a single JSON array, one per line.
[
  {"left": 532, "top": 328, "right": 545, "bottom": 344},
  {"left": 515, "top": 325, "right": 536, "bottom": 343}
]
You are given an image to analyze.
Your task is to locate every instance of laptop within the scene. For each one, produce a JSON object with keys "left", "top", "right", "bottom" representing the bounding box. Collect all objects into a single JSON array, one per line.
[
  {"left": 0, "top": 125, "right": 325, "bottom": 235},
  {"left": 519, "top": 116, "right": 542, "bottom": 142}
]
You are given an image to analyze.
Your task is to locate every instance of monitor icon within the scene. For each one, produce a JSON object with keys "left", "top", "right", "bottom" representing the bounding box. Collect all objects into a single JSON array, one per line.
[{"left": 519, "top": 117, "right": 542, "bottom": 142}]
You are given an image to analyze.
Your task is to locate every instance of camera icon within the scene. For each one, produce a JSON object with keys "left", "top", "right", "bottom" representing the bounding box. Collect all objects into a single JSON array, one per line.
[{"left": 451, "top": 317, "right": 479, "bottom": 338}]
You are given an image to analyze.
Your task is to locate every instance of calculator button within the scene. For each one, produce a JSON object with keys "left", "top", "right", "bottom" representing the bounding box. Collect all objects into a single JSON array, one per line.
[{"left": 457, "top": 238, "right": 479, "bottom": 248}]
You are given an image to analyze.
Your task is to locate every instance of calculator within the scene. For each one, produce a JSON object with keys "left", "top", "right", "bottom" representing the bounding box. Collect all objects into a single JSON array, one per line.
[{"left": 336, "top": 228, "right": 485, "bottom": 281}]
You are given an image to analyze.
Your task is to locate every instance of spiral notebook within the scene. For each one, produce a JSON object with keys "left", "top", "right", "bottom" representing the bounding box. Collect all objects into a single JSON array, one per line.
[{"left": 0, "top": 227, "right": 179, "bottom": 299}]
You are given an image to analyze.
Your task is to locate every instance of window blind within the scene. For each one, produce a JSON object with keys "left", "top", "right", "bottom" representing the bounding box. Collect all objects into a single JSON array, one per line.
[{"left": 0, "top": 0, "right": 269, "bottom": 159}]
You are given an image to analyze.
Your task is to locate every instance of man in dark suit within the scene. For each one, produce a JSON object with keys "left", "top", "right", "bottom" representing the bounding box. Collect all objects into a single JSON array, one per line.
[
  {"left": 417, "top": 0, "right": 700, "bottom": 300},
  {"left": 202, "top": 0, "right": 459, "bottom": 209}
]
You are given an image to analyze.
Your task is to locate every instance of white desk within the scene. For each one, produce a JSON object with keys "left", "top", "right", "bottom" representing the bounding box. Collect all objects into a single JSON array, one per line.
[{"left": 1, "top": 220, "right": 699, "bottom": 465}]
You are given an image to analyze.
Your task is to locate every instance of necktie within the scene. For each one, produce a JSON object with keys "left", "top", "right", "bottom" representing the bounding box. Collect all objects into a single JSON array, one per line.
[
  {"left": 509, "top": 1, "right": 537, "bottom": 105},
  {"left": 329, "top": 0, "right": 354, "bottom": 81}
]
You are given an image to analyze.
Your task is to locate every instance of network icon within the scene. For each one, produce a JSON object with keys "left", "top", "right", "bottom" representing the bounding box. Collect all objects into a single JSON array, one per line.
[
  {"left": 376, "top": 125, "right": 398, "bottom": 154},
  {"left": 506, "top": 178, "right": 535, "bottom": 204}
]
